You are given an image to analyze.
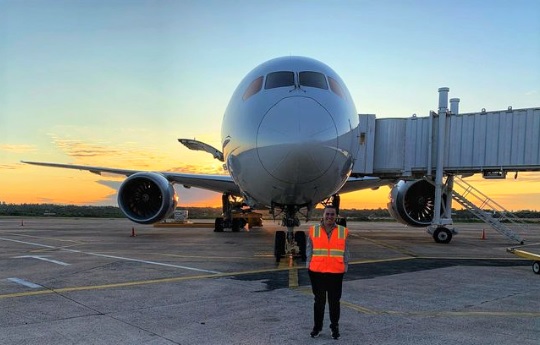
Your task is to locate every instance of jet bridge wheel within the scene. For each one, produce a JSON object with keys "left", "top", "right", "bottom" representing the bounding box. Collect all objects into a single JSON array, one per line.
[
  {"left": 433, "top": 227, "right": 452, "bottom": 244},
  {"left": 533, "top": 261, "right": 540, "bottom": 275},
  {"left": 274, "top": 231, "right": 286, "bottom": 263}
]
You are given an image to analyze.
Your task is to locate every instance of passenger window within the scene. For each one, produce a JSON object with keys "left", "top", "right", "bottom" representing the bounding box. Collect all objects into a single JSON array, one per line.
[
  {"left": 243, "top": 76, "right": 263, "bottom": 100},
  {"left": 299, "top": 71, "right": 328, "bottom": 90},
  {"left": 328, "top": 76, "right": 345, "bottom": 98},
  {"left": 265, "top": 71, "right": 295, "bottom": 89}
]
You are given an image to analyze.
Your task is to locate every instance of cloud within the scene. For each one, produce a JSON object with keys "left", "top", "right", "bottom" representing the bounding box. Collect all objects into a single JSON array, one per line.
[
  {"left": 51, "top": 137, "right": 124, "bottom": 158},
  {"left": 48, "top": 134, "right": 171, "bottom": 168},
  {"left": 0, "top": 164, "right": 19, "bottom": 170},
  {"left": 0, "top": 144, "right": 36, "bottom": 153}
]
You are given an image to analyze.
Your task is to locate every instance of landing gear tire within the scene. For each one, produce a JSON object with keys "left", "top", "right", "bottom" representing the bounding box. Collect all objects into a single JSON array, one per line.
[
  {"left": 294, "top": 231, "right": 307, "bottom": 261},
  {"left": 214, "top": 217, "right": 224, "bottom": 232},
  {"left": 433, "top": 227, "right": 452, "bottom": 244},
  {"left": 231, "top": 218, "right": 242, "bottom": 232},
  {"left": 274, "top": 231, "right": 286, "bottom": 263},
  {"left": 533, "top": 261, "right": 540, "bottom": 275}
]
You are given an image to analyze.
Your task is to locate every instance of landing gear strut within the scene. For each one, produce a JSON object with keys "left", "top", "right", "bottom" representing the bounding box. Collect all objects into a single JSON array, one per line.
[{"left": 274, "top": 205, "right": 306, "bottom": 263}]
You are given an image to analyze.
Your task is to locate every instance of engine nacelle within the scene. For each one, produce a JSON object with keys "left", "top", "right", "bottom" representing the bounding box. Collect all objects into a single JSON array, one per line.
[
  {"left": 388, "top": 179, "right": 444, "bottom": 227},
  {"left": 118, "top": 172, "right": 178, "bottom": 224}
]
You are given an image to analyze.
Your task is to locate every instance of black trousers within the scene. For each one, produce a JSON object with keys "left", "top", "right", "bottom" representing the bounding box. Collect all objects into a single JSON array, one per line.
[{"left": 308, "top": 270, "right": 344, "bottom": 330}]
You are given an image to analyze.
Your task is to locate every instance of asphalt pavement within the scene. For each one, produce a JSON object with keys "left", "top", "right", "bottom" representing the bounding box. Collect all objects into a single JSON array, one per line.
[{"left": 1, "top": 217, "right": 538, "bottom": 344}]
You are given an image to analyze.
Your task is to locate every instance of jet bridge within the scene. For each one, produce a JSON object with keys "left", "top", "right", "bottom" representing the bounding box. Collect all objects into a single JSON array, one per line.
[{"left": 353, "top": 88, "right": 540, "bottom": 243}]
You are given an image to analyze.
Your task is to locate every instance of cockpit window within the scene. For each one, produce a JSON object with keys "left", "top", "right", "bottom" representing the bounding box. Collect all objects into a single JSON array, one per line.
[
  {"left": 299, "top": 71, "right": 328, "bottom": 90},
  {"left": 265, "top": 71, "right": 295, "bottom": 89},
  {"left": 328, "top": 76, "right": 345, "bottom": 98},
  {"left": 243, "top": 76, "right": 263, "bottom": 100}
]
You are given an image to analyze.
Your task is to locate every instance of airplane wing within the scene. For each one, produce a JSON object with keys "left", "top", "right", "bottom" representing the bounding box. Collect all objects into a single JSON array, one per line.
[
  {"left": 21, "top": 161, "right": 241, "bottom": 195},
  {"left": 338, "top": 176, "right": 394, "bottom": 194},
  {"left": 21, "top": 161, "right": 391, "bottom": 199}
]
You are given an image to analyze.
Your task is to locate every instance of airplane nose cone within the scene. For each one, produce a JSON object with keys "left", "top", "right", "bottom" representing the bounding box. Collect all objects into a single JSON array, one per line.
[{"left": 257, "top": 97, "right": 338, "bottom": 184}]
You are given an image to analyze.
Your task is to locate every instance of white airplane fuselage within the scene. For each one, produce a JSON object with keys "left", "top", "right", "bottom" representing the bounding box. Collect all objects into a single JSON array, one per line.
[{"left": 221, "top": 56, "right": 359, "bottom": 209}]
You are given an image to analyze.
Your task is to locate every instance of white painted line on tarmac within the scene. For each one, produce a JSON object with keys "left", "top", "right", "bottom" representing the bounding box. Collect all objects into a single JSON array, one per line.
[
  {"left": 7, "top": 277, "right": 42, "bottom": 289},
  {"left": 14, "top": 255, "right": 71, "bottom": 266},
  {"left": 0, "top": 236, "right": 220, "bottom": 274},
  {"left": 63, "top": 249, "right": 221, "bottom": 274},
  {"left": 0, "top": 237, "right": 57, "bottom": 249}
]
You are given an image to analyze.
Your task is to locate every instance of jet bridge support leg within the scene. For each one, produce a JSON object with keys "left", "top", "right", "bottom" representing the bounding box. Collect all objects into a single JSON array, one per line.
[
  {"left": 427, "top": 88, "right": 457, "bottom": 243},
  {"left": 427, "top": 175, "right": 458, "bottom": 243}
]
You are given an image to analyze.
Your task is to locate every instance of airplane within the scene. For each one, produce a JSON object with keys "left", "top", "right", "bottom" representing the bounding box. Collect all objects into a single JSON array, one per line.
[{"left": 24, "top": 56, "right": 454, "bottom": 262}]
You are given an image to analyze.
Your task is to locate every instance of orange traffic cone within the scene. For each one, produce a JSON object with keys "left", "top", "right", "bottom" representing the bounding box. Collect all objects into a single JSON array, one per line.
[
  {"left": 481, "top": 229, "right": 487, "bottom": 240},
  {"left": 130, "top": 227, "right": 136, "bottom": 237}
]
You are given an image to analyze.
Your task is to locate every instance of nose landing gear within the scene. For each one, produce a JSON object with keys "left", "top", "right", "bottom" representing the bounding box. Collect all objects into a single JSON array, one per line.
[{"left": 274, "top": 205, "right": 307, "bottom": 263}]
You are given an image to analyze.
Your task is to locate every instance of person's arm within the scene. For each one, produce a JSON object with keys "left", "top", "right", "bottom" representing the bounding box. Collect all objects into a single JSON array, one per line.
[
  {"left": 306, "top": 231, "right": 313, "bottom": 269},
  {"left": 344, "top": 232, "right": 350, "bottom": 273}
]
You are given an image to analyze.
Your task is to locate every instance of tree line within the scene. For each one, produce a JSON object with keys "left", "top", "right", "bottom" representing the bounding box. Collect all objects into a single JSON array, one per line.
[{"left": 1, "top": 203, "right": 539, "bottom": 222}]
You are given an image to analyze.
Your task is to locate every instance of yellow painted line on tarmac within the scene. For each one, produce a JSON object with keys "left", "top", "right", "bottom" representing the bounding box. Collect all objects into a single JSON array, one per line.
[
  {"left": 419, "top": 256, "right": 527, "bottom": 261},
  {"left": 337, "top": 301, "right": 540, "bottom": 317},
  {"left": 158, "top": 253, "right": 264, "bottom": 261},
  {"left": 341, "top": 301, "right": 380, "bottom": 315},
  {"left": 288, "top": 268, "right": 299, "bottom": 288},
  {"left": 295, "top": 287, "right": 379, "bottom": 315},
  {"left": 384, "top": 310, "right": 540, "bottom": 317},
  {"left": 0, "top": 265, "right": 303, "bottom": 300},
  {"left": 349, "top": 256, "right": 416, "bottom": 265},
  {"left": 0, "top": 274, "right": 214, "bottom": 299}
]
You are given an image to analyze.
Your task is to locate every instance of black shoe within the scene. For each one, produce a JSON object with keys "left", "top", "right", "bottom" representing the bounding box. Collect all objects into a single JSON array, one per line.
[
  {"left": 330, "top": 325, "right": 340, "bottom": 340},
  {"left": 310, "top": 327, "right": 322, "bottom": 338}
]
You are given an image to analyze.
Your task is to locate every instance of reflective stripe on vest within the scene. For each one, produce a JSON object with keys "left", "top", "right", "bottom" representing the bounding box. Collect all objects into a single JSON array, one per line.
[{"left": 309, "top": 224, "right": 348, "bottom": 273}]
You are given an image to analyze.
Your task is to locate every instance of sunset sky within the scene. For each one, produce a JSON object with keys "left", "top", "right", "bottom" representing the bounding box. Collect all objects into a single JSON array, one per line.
[{"left": 1, "top": 0, "right": 539, "bottom": 211}]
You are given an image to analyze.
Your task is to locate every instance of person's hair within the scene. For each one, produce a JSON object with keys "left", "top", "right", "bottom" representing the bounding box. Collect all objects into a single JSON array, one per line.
[{"left": 323, "top": 205, "right": 337, "bottom": 211}]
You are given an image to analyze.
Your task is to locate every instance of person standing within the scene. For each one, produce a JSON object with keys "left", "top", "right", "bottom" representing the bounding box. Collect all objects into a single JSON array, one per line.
[{"left": 306, "top": 205, "right": 349, "bottom": 340}]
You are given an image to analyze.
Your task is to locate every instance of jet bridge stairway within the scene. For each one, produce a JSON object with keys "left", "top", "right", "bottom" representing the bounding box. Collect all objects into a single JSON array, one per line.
[{"left": 451, "top": 176, "right": 527, "bottom": 244}]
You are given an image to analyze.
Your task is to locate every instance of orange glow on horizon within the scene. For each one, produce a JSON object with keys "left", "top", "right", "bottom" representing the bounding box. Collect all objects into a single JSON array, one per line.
[{"left": 1, "top": 162, "right": 539, "bottom": 211}]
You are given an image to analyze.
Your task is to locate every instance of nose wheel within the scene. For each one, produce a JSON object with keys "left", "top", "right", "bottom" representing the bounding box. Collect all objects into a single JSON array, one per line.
[
  {"left": 274, "top": 230, "right": 306, "bottom": 263},
  {"left": 274, "top": 206, "right": 306, "bottom": 263}
]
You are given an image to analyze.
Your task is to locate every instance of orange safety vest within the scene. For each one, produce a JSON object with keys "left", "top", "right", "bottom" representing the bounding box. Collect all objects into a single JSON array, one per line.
[{"left": 309, "top": 224, "right": 348, "bottom": 273}]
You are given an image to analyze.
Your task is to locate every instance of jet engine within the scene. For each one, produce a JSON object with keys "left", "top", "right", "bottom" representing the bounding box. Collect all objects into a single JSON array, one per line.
[
  {"left": 388, "top": 179, "right": 444, "bottom": 227},
  {"left": 117, "top": 172, "right": 178, "bottom": 224}
]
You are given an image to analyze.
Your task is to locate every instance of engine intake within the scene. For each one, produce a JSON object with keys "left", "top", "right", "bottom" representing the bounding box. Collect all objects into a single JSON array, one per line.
[
  {"left": 118, "top": 172, "right": 178, "bottom": 224},
  {"left": 388, "top": 179, "right": 445, "bottom": 227}
]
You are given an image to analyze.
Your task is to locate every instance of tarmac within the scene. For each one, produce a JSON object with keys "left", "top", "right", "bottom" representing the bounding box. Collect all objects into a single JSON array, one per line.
[{"left": 0, "top": 217, "right": 539, "bottom": 345}]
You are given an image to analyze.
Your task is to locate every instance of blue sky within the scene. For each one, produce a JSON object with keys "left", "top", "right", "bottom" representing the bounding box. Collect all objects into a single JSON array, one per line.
[{"left": 1, "top": 0, "right": 539, "bottom": 208}]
